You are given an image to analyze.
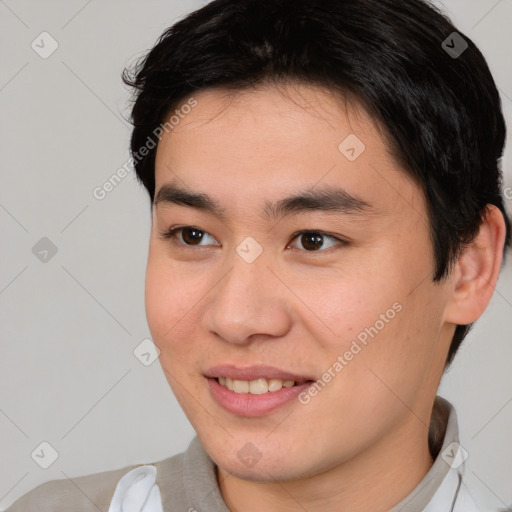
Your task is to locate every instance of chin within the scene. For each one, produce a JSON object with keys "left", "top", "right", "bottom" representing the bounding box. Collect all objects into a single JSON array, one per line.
[
  {"left": 204, "top": 436, "right": 313, "bottom": 482},
  {"left": 219, "top": 458, "right": 305, "bottom": 483}
]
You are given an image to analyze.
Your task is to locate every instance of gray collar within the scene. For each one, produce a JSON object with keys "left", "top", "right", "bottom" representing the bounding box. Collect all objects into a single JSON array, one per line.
[
  {"left": 390, "top": 396, "right": 459, "bottom": 511},
  {"left": 182, "top": 395, "right": 459, "bottom": 511}
]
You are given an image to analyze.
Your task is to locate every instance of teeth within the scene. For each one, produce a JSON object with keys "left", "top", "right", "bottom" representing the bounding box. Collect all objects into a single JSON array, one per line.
[
  {"left": 233, "top": 379, "right": 250, "bottom": 393},
  {"left": 216, "top": 377, "right": 297, "bottom": 394},
  {"left": 268, "top": 379, "right": 283, "bottom": 392}
]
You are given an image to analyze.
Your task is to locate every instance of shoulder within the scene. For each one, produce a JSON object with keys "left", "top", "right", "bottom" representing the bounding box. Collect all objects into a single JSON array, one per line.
[{"left": 4, "top": 452, "right": 184, "bottom": 512}]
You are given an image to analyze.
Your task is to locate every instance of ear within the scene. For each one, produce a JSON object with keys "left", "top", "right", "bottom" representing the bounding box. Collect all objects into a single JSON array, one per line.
[{"left": 444, "top": 205, "right": 507, "bottom": 325}]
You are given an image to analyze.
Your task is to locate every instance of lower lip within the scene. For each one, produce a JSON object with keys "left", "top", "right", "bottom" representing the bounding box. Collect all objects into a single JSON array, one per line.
[{"left": 207, "top": 378, "right": 313, "bottom": 417}]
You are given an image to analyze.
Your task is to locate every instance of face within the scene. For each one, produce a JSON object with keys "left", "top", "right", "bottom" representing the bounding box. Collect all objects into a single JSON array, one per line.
[{"left": 145, "top": 83, "right": 455, "bottom": 482}]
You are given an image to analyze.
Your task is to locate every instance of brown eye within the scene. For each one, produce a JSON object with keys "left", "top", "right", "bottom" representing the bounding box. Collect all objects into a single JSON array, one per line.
[
  {"left": 301, "top": 233, "right": 323, "bottom": 250},
  {"left": 159, "top": 226, "right": 219, "bottom": 247},
  {"left": 180, "top": 228, "right": 206, "bottom": 245},
  {"left": 290, "top": 231, "right": 343, "bottom": 252}
]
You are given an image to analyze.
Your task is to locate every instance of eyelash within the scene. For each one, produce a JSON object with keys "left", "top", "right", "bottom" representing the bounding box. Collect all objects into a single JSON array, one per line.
[{"left": 158, "top": 226, "right": 348, "bottom": 253}]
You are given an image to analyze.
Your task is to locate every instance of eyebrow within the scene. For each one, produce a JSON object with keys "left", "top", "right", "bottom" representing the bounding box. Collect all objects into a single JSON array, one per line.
[{"left": 154, "top": 181, "right": 374, "bottom": 222}]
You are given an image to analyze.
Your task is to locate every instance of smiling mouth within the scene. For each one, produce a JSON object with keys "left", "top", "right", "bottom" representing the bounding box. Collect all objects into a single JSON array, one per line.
[{"left": 214, "top": 377, "right": 314, "bottom": 394}]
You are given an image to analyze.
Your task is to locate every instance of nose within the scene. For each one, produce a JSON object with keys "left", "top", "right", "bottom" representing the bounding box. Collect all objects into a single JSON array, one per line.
[{"left": 201, "top": 254, "right": 292, "bottom": 345}]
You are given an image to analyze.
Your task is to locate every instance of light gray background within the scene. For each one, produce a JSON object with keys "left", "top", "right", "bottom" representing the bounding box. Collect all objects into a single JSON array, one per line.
[{"left": 0, "top": 0, "right": 511, "bottom": 510}]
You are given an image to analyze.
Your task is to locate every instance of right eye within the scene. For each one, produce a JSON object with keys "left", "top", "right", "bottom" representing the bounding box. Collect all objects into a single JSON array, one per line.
[{"left": 159, "top": 226, "right": 220, "bottom": 247}]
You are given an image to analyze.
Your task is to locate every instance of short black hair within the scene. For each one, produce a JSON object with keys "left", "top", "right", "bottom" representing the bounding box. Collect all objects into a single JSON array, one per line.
[{"left": 122, "top": 0, "right": 511, "bottom": 367}]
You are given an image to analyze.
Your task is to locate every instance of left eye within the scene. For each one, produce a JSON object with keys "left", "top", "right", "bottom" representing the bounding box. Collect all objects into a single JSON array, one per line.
[
  {"left": 159, "top": 227, "right": 344, "bottom": 252},
  {"left": 289, "top": 231, "right": 343, "bottom": 251}
]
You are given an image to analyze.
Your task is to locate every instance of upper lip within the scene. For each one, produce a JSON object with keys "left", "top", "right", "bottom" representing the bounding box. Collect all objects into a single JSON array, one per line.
[{"left": 205, "top": 364, "right": 315, "bottom": 382}]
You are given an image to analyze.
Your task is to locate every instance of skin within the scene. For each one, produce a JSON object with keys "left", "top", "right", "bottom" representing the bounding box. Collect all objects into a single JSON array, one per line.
[{"left": 145, "top": 82, "right": 506, "bottom": 511}]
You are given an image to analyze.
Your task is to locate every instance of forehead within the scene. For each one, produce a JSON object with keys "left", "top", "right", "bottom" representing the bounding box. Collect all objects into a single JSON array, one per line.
[
  {"left": 158, "top": 82, "right": 382, "bottom": 157},
  {"left": 153, "top": 83, "right": 423, "bottom": 220}
]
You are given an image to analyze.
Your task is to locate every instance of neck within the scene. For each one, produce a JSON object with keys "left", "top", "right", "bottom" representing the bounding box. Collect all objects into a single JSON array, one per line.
[{"left": 217, "top": 416, "right": 434, "bottom": 512}]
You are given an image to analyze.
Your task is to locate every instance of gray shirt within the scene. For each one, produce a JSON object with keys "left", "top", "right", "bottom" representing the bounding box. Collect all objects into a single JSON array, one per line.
[{"left": 5, "top": 396, "right": 482, "bottom": 511}]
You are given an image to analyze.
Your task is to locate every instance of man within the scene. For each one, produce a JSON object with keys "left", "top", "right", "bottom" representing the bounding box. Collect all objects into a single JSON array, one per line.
[{"left": 7, "top": 0, "right": 510, "bottom": 510}]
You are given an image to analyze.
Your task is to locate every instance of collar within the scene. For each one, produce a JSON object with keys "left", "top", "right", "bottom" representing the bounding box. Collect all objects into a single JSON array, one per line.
[
  {"left": 108, "top": 396, "right": 477, "bottom": 511},
  {"left": 390, "top": 395, "right": 461, "bottom": 511}
]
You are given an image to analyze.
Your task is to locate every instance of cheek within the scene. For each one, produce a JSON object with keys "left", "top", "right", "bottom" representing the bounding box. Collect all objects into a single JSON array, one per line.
[
  {"left": 145, "top": 257, "right": 210, "bottom": 403},
  {"left": 292, "top": 261, "right": 404, "bottom": 343},
  {"left": 144, "top": 250, "right": 201, "bottom": 350},
  {"left": 296, "top": 256, "right": 442, "bottom": 392}
]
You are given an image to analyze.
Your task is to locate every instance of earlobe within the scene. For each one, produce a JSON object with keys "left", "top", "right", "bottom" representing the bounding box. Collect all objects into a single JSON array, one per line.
[{"left": 444, "top": 205, "right": 507, "bottom": 325}]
